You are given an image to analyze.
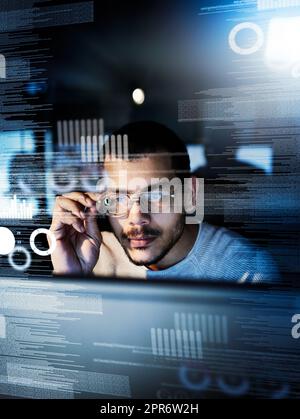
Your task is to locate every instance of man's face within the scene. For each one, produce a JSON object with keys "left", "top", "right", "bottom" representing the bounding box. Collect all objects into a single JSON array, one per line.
[{"left": 103, "top": 157, "right": 185, "bottom": 267}]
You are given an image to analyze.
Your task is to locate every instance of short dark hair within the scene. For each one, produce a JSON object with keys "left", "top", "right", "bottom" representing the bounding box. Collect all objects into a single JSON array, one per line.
[{"left": 111, "top": 121, "right": 190, "bottom": 178}]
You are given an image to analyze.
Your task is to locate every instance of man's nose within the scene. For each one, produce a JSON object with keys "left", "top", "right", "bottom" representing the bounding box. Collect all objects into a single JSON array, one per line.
[{"left": 127, "top": 201, "right": 150, "bottom": 225}]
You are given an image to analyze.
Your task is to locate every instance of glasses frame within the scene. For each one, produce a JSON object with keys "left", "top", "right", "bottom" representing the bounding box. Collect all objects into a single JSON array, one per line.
[{"left": 101, "top": 189, "right": 176, "bottom": 218}]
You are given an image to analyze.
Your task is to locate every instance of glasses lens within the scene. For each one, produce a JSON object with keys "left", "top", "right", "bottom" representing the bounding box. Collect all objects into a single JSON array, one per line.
[
  {"left": 148, "top": 191, "right": 163, "bottom": 202},
  {"left": 140, "top": 191, "right": 173, "bottom": 213},
  {"left": 108, "top": 193, "right": 129, "bottom": 216},
  {"left": 96, "top": 193, "right": 129, "bottom": 216}
]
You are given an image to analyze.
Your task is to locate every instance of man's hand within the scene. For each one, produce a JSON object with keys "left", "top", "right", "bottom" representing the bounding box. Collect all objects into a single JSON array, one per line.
[{"left": 49, "top": 192, "right": 102, "bottom": 275}]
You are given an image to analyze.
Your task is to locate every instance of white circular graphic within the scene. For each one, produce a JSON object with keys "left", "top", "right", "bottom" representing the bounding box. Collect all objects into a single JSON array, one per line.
[
  {"left": 8, "top": 246, "right": 31, "bottom": 271},
  {"left": 229, "top": 22, "right": 264, "bottom": 55},
  {"left": 48, "top": 171, "right": 78, "bottom": 194},
  {"left": 132, "top": 88, "right": 145, "bottom": 105},
  {"left": 30, "top": 228, "right": 57, "bottom": 256},
  {"left": 0, "top": 227, "right": 15, "bottom": 255}
]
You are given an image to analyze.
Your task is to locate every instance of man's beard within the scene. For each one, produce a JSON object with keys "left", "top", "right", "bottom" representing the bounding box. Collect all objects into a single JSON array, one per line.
[{"left": 119, "top": 221, "right": 185, "bottom": 267}]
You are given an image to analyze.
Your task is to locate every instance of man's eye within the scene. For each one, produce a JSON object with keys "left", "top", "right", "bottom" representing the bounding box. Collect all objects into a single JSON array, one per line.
[
  {"left": 148, "top": 192, "right": 163, "bottom": 202},
  {"left": 104, "top": 197, "right": 111, "bottom": 206}
]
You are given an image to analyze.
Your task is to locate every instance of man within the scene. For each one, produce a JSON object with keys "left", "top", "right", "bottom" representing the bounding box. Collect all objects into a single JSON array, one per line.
[{"left": 50, "top": 121, "right": 278, "bottom": 282}]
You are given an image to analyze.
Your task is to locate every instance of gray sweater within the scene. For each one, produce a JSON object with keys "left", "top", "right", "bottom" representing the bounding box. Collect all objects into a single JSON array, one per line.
[{"left": 93, "top": 223, "right": 278, "bottom": 283}]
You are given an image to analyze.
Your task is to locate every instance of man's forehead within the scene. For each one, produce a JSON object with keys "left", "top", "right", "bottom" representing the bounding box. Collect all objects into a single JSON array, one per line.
[
  {"left": 103, "top": 157, "right": 175, "bottom": 189},
  {"left": 104, "top": 155, "right": 172, "bottom": 171}
]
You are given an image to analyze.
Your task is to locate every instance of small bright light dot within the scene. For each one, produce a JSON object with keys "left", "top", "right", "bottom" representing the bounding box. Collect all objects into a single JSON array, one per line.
[
  {"left": 132, "top": 88, "right": 145, "bottom": 105},
  {"left": 0, "top": 227, "right": 15, "bottom": 255}
]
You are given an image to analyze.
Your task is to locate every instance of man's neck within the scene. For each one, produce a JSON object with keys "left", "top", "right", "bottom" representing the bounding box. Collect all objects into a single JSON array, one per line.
[{"left": 147, "top": 224, "right": 200, "bottom": 271}]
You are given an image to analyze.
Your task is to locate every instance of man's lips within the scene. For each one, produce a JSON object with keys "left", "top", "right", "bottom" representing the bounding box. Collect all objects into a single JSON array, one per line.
[{"left": 127, "top": 236, "right": 157, "bottom": 248}]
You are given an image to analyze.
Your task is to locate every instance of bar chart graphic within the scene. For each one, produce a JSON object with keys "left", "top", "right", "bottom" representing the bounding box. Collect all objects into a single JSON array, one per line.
[
  {"left": 81, "top": 134, "right": 129, "bottom": 163},
  {"left": 56, "top": 118, "right": 129, "bottom": 163},
  {"left": 174, "top": 312, "right": 228, "bottom": 345},
  {"left": 150, "top": 312, "right": 229, "bottom": 359},
  {"left": 57, "top": 118, "right": 104, "bottom": 148},
  {"left": 0, "top": 195, "right": 33, "bottom": 219},
  {"left": 150, "top": 327, "right": 203, "bottom": 360}
]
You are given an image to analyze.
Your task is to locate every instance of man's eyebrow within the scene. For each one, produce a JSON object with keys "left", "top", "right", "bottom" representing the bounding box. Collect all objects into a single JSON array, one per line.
[
  {"left": 106, "top": 184, "right": 159, "bottom": 194},
  {"left": 107, "top": 188, "right": 129, "bottom": 194},
  {"left": 106, "top": 181, "right": 173, "bottom": 194}
]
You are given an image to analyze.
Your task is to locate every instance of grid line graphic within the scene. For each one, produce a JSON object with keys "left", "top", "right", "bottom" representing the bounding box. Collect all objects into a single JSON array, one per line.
[{"left": 257, "top": 0, "right": 300, "bottom": 10}]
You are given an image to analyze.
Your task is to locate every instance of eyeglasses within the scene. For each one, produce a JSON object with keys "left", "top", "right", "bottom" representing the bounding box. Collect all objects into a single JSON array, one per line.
[{"left": 97, "top": 190, "right": 176, "bottom": 217}]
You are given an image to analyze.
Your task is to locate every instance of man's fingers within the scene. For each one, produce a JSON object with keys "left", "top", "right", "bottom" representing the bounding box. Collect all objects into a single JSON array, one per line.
[
  {"left": 62, "top": 191, "right": 100, "bottom": 207},
  {"left": 84, "top": 207, "right": 101, "bottom": 244},
  {"left": 62, "top": 192, "right": 95, "bottom": 207},
  {"left": 51, "top": 193, "right": 102, "bottom": 242},
  {"left": 85, "top": 191, "right": 101, "bottom": 203},
  {"left": 54, "top": 196, "right": 85, "bottom": 219},
  {"left": 51, "top": 213, "right": 85, "bottom": 236}
]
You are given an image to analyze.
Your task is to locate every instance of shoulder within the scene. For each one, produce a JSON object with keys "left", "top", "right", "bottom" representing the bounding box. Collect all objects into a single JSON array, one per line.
[{"left": 195, "top": 223, "right": 279, "bottom": 283}]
